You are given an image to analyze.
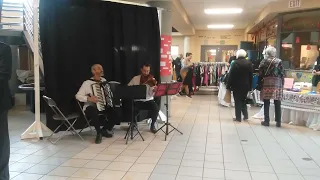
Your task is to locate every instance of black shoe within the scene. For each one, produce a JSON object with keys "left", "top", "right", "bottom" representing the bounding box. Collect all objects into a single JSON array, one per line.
[
  {"left": 150, "top": 126, "right": 157, "bottom": 134},
  {"left": 95, "top": 134, "right": 102, "bottom": 144},
  {"left": 101, "top": 130, "right": 113, "bottom": 138},
  {"left": 261, "top": 121, "right": 270, "bottom": 126},
  {"left": 276, "top": 122, "right": 281, "bottom": 127},
  {"left": 233, "top": 118, "right": 241, "bottom": 122}
]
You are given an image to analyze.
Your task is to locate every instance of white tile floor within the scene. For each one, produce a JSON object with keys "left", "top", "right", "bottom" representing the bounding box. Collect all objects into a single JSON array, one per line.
[{"left": 7, "top": 95, "right": 320, "bottom": 180}]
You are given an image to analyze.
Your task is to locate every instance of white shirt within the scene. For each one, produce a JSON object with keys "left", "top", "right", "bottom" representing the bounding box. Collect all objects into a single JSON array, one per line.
[
  {"left": 76, "top": 77, "right": 107, "bottom": 110},
  {"left": 182, "top": 58, "right": 192, "bottom": 67},
  {"left": 128, "top": 75, "right": 154, "bottom": 102}
]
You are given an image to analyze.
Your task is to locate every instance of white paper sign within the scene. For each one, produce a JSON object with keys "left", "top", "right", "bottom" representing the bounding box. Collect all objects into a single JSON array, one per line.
[
  {"left": 161, "top": 55, "right": 167, "bottom": 58},
  {"left": 288, "top": 0, "right": 301, "bottom": 8},
  {"left": 160, "top": 62, "right": 166, "bottom": 66}
]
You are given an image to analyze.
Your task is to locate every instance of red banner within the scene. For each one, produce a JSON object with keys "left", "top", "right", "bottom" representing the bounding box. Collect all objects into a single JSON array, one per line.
[{"left": 160, "top": 35, "right": 172, "bottom": 76}]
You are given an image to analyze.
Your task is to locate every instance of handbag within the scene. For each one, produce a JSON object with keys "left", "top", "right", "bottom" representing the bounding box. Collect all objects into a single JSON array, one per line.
[
  {"left": 256, "top": 58, "right": 275, "bottom": 91},
  {"left": 224, "top": 89, "right": 232, "bottom": 103},
  {"left": 245, "top": 91, "right": 254, "bottom": 104}
]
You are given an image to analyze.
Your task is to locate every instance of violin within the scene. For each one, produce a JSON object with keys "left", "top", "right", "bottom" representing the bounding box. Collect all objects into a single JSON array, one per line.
[{"left": 141, "top": 74, "right": 157, "bottom": 87}]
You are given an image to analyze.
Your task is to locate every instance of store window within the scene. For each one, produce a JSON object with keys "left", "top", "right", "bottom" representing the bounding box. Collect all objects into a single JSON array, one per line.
[
  {"left": 282, "top": 10, "right": 320, "bottom": 32},
  {"left": 293, "top": 32, "right": 320, "bottom": 69},
  {"left": 279, "top": 10, "right": 320, "bottom": 70}
]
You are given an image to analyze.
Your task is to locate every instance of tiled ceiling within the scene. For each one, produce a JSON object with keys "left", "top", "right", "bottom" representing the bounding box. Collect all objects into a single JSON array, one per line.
[{"left": 180, "top": 0, "right": 283, "bottom": 30}]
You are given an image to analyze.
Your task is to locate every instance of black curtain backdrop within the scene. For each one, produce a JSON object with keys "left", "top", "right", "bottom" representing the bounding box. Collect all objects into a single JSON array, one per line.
[{"left": 39, "top": 0, "right": 160, "bottom": 130}]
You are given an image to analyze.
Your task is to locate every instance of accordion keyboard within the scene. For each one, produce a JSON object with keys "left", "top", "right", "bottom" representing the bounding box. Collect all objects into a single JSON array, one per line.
[{"left": 92, "top": 83, "right": 106, "bottom": 111}]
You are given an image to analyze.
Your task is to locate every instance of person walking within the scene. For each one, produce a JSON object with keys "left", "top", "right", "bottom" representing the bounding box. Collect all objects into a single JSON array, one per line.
[
  {"left": 180, "top": 52, "right": 193, "bottom": 97},
  {"left": 173, "top": 54, "right": 183, "bottom": 81},
  {"left": 227, "top": 49, "right": 253, "bottom": 122},
  {"left": 259, "top": 46, "right": 284, "bottom": 127}
]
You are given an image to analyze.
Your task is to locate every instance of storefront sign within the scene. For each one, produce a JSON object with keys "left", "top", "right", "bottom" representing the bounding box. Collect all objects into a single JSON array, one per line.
[
  {"left": 288, "top": 0, "right": 301, "bottom": 8},
  {"left": 160, "top": 35, "right": 172, "bottom": 76}
]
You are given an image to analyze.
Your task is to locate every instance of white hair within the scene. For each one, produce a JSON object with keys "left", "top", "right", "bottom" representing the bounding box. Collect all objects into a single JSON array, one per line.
[
  {"left": 236, "top": 49, "right": 247, "bottom": 59},
  {"left": 91, "top": 64, "right": 103, "bottom": 71},
  {"left": 265, "top": 46, "right": 277, "bottom": 58}
]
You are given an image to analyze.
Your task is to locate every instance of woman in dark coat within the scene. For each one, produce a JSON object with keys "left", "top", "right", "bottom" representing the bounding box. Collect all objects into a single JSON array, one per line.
[
  {"left": 259, "top": 47, "right": 284, "bottom": 127},
  {"left": 227, "top": 49, "right": 253, "bottom": 122}
]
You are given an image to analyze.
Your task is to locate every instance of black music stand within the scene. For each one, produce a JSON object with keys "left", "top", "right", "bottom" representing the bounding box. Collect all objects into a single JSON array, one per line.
[
  {"left": 155, "top": 82, "right": 183, "bottom": 141},
  {"left": 114, "top": 85, "right": 146, "bottom": 144}
]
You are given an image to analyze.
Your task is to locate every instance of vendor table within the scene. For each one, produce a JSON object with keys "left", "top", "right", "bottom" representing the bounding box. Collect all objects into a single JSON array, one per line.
[{"left": 270, "top": 91, "right": 320, "bottom": 130}]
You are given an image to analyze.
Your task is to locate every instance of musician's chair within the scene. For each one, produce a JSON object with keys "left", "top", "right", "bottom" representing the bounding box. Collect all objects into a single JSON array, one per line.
[
  {"left": 43, "top": 96, "right": 83, "bottom": 144},
  {"left": 76, "top": 100, "right": 108, "bottom": 135}
]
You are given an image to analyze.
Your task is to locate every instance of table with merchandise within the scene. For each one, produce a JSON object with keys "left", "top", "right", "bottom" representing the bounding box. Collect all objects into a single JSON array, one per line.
[{"left": 271, "top": 90, "right": 320, "bottom": 130}]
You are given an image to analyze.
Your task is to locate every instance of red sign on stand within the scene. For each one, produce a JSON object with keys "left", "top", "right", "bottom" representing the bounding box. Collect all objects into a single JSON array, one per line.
[{"left": 160, "top": 35, "right": 172, "bottom": 76}]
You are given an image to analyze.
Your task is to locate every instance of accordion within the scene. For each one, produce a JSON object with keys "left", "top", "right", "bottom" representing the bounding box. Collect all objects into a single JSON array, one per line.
[{"left": 91, "top": 82, "right": 114, "bottom": 111}]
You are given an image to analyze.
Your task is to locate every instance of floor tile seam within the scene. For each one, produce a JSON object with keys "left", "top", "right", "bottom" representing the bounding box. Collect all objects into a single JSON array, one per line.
[
  {"left": 218, "top": 101, "right": 227, "bottom": 180},
  {"left": 174, "top": 100, "right": 198, "bottom": 180},
  {"left": 24, "top": 165, "right": 57, "bottom": 177},
  {"left": 307, "top": 135, "right": 320, "bottom": 150},
  {"left": 285, "top": 130, "right": 320, "bottom": 168},
  {"left": 146, "top": 98, "right": 190, "bottom": 177},
  {"left": 12, "top": 173, "right": 44, "bottom": 179},
  {"left": 247, "top": 121, "right": 280, "bottom": 180},
  {"left": 202, "top": 95, "right": 213, "bottom": 179},
  {"left": 275, "top": 129, "right": 320, "bottom": 176},
  {"left": 16, "top": 152, "right": 51, "bottom": 164},
  {"left": 232, "top": 109, "right": 254, "bottom": 180},
  {"left": 266, "top": 128, "right": 308, "bottom": 179}
]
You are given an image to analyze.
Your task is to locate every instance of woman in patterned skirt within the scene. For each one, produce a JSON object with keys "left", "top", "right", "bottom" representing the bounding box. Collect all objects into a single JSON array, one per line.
[{"left": 259, "top": 47, "right": 284, "bottom": 127}]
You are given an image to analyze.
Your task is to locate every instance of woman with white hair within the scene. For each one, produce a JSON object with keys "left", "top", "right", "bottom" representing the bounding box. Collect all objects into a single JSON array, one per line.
[
  {"left": 227, "top": 49, "right": 253, "bottom": 122},
  {"left": 258, "top": 46, "right": 284, "bottom": 127}
]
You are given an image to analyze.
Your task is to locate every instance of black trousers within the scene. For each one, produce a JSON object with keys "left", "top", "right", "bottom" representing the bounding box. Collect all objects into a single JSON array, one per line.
[
  {"left": 85, "top": 106, "right": 117, "bottom": 134},
  {"left": 233, "top": 91, "right": 248, "bottom": 121},
  {"left": 134, "top": 100, "right": 159, "bottom": 127},
  {"left": 0, "top": 111, "right": 9, "bottom": 180},
  {"left": 264, "top": 99, "right": 281, "bottom": 123}
]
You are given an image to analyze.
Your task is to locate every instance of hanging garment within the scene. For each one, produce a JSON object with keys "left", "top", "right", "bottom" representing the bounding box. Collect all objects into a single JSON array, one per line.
[
  {"left": 209, "top": 65, "right": 214, "bottom": 85},
  {"left": 196, "top": 65, "right": 201, "bottom": 86},
  {"left": 200, "top": 65, "right": 204, "bottom": 86},
  {"left": 203, "top": 65, "right": 208, "bottom": 86}
]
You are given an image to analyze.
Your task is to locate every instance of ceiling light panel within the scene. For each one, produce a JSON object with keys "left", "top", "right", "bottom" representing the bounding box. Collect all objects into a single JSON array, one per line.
[
  {"left": 204, "top": 8, "right": 243, "bottom": 15},
  {"left": 207, "top": 24, "right": 234, "bottom": 29}
]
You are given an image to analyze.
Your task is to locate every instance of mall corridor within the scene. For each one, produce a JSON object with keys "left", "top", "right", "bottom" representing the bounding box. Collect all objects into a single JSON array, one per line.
[{"left": 7, "top": 95, "right": 320, "bottom": 180}]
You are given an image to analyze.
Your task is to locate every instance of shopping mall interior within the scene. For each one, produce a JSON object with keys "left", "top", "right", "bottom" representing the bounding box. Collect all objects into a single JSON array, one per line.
[{"left": 1, "top": 0, "right": 320, "bottom": 179}]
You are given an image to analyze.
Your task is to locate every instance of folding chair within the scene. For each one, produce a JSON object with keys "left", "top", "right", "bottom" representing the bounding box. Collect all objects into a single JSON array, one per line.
[
  {"left": 77, "top": 100, "right": 95, "bottom": 135},
  {"left": 43, "top": 96, "right": 84, "bottom": 144},
  {"left": 76, "top": 99, "right": 110, "bottom": 135}
]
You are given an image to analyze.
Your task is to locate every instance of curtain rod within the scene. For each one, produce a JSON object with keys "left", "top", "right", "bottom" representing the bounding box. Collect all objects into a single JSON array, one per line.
[{"left": 101, "top": 0, "right": 170, "bottom": 12}]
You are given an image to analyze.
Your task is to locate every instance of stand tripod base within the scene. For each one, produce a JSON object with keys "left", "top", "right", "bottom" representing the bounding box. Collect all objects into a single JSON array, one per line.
[
  {"left": 124, "top": 123, "right": 144, "bottom": 144},
  {"left": 21, "top": 121, "right": 53, "bottom": 140},
  {"left": 156, "top": 122, "right": 183, "bottom": 141}
]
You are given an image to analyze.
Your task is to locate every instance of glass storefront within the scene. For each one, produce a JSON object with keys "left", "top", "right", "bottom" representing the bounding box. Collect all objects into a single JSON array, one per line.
[
  {"left": 256, "top": 19, "right": 278, "bottom": 60},
  {"left": 280, "top": 10, "right": 320, "bottom": 70}
]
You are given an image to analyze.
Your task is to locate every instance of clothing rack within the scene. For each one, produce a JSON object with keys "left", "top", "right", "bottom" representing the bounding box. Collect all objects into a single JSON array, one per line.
[{"left": 191, "top": 62, "right": 229, "bottom": 95}]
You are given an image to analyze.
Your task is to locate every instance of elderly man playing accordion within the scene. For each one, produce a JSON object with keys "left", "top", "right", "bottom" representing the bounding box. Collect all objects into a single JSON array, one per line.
[
  {"left": 128, "top": 63, "right": 159, "bottom": 134},
  {"left": 76, "top": 64, "right": 117, "bottom": 144}
]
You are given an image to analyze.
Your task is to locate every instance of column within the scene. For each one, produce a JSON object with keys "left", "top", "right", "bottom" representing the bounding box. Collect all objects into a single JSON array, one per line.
[
  {"left": 147, "top": 1, "right": 173, "bottom": 116},
  {"left": 184, "top": 36, "right": 190, "bottom": 57}
]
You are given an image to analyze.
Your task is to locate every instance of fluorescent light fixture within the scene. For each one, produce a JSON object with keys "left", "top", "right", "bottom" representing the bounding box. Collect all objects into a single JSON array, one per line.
[
  {"left": 204, "top": 8, "right": 243, "bottom": 15},
  {"left": 207, "top": 24, "right": 234, "bottom": 29}
]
